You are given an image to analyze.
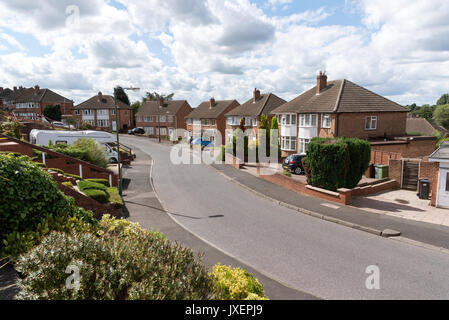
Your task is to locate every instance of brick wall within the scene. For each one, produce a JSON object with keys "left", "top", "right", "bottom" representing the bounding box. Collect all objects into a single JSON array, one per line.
[
  {"left": 337, "top": 112, "right": 407, "bottom": 139},
  {"left": 371, "top": 137, "right": 436, "bottom": 158}
]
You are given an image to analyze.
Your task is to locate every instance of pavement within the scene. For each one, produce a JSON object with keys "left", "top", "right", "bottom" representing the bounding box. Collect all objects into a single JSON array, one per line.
[
  {"left": 120, "top": 135, "right": 449, "bottom": 299},
  {"left": 352, "top": 189, "right": 449, "bottom": 227},
  {"left": 122, "top": 145, "right": 317, "bottom": 300}
]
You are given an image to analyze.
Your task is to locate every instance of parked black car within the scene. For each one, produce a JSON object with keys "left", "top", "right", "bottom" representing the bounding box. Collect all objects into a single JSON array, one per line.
[
  {"left": 128, "top": 127, "right": 145, "bottom": 135},
  {"left": 282, "top": 154, "right": 306, "bottom": 175}
]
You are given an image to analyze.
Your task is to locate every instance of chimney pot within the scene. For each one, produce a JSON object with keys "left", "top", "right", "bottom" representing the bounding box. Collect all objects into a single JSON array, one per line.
[
  {"left": 98, "top": 91, "right": 102, "bottom": 96},
  {"left": 13, "top": 86, "right": 17, "bottom": 91},
  {"left": 316, "top": 71, "right": 327, "bottom": 94},
  {"left": 34, "top": 85, "right": 40, "bottom": 91},
  {"left": 253, "top": 88, "right": 261, "bottom": 103},
  {"left": 210, "top": 97, "right": 216, "bottom": 108}
]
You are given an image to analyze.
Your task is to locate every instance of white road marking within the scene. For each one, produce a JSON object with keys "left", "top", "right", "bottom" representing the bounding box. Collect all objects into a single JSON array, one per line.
[{"left": 321, "top": 203, "right": 340, "bottom": 209}]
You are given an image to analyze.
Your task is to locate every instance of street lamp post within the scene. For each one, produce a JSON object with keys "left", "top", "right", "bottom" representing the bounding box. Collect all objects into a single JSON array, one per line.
[{"left": 114, "top": 87, "right": 140, "bottom": 196}]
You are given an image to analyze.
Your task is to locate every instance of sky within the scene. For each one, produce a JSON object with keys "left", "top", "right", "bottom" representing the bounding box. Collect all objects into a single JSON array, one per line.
[{"left": 0, "top": 0, "right": 448, "bottom": 107}]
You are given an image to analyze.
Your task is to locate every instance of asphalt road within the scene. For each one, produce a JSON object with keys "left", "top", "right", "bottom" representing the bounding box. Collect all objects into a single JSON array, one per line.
[{"left": 121, "top": 135, "right": 449, "bottom": 299}]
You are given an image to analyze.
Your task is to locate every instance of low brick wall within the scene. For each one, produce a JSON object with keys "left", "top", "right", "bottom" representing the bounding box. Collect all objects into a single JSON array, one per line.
[
  {"left": 259, "top": 172, "right": 351, "bottom": 205},
  {"left": 352, "top": 179, "right": 398, "bottom": 196},
  {"left": 0, "top": 141, "right": 34, "bottom": 156}
]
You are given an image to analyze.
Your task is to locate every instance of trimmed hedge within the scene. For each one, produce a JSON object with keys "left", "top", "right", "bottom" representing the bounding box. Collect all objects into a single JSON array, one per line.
[
  {"left": 83, "top": 189, "right": 110, "bottom": 204},
  {"left": 85, "top": 178, "right": 110, "bottom": 187},
  {"left": 65, "top": 173, "right": 83, "bottom": 181},
  {"left": 78, "top": 180, "right": 108, "bottom": 192},
  {"left": 306, "top": 137, "right": 371, "bottom": 191}
]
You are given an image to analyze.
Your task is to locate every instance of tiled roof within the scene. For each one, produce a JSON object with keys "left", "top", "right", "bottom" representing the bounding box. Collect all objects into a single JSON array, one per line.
[
  {"left": 75, "top": 94, "right": 131, "bottom": 110},
  {"left": 225, "top": 93, "right": 286, "bottom": 117},
  {"left": 2, "top": 87, "right": 28, "bottom": 102},
  {"left": 0, "top": 88, "right": 13, "bottom": 99},
  {"left": 185, "top": 100, "right": 239, "bottom": 119},
  {"left": 136, "top": 100, "right": 190, "bottom": 116},
  {"left": 406, "top": 117, "right": 449, "bottom": 135},
  {"left": 15, "top": 88, "right": 72, "bottom": 104},
  {"left": 271, "top": 79, "right": 408, "bottom": 114}
]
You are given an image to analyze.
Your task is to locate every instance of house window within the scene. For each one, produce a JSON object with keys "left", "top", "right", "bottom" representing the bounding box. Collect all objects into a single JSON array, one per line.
[
  {"left": 298, "top": 138, "right": 310, "bottom": 154},
  {"left": 187, "top": 119, "right": 192, "bottom": 125},
  {"left": 365, "top": 116, "right": 377, "bottom": 130},
  {"left": 111, "top": 109, "right": 116, "bottom": 115},
  {"left": 97, "top": 109, "right": 108, "bottom": 116},
  {"left": 97, "top": 119, "right": 110, "bottom": 127},
  {"left": 160, "top": 127, "right": 167, "bottom": 136},
  {"left": 193, "top": 119, "right": 201, "bottom": 126},
  {"left": 202, "top": 119, "right": 210, "bottom": 126},
  {"left": 74, "top": 110, "right": 80, "bottom": 115},
  {"left": 144, "top": 127, "right": 154, "bottom": 135},
  {"left": 281, "top": 136, "right": 297, "bottom": 151},
  {"left": 167, "top": 115, "right": 174, "bottom": 123},
  {"left": 137, "top": 116, "right": 143, "bottom": 122},
  {"left": 282, "top": 114, "right": 296, "bottom": 126},
  {"left": 299, "top": 114, "right": 317, "bottom": 127},
  {"left": 144, "top": 116, "right": 152, "bottom": 122},
  {"left": 211, "top": 119, "right": 216, "bottom": 126},
  {"left": 160, "top": 115, "right": 166, "bottom": 122},
  {"left": 322, "top": 114, "right": 331, "bottom": 128},
  {"left": 245, "top": 117, "right": 251, "bottom": 126},
  {"left": 82, "top": 109, "right": 94, "bottom": 116},
  {"left": 253, "top": 117, "right": 257, "bottom": 127}
]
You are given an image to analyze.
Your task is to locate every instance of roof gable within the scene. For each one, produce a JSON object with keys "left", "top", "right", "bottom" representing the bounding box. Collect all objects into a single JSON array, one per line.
[
  {"left": 225, "top": 93, "right": 286, "bottom": 117},
  {"left": 186, "top": 100, "right": 239, "bottom": 119},
  {"left": 136, "top": 100, "right": 190, "bottom": 116},
  {"left": 75, "top": 94, "right": 131, "bottom": 110}
]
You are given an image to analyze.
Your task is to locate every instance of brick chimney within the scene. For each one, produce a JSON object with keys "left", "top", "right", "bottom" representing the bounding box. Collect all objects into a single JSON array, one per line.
[
  {"left": 316, "top": 71, "right": 327, "bottom": 94},
  {"left": 98, "top": 91, "right": 102, "bottom": 96},
  {"left": 253, "top": 88, "right": 261, "bottom": 103},
  {"left": 34, "top": 85, "right": 40, "bottom": 92},
  {"left": 13, "top": 86, "right": 17, "bottom": 91},
  {"left": 210, "top": 97, "right": 216, "bottom": 108},
  {"left": 159, "top": 97, "right": 164, "bottom": 107}
]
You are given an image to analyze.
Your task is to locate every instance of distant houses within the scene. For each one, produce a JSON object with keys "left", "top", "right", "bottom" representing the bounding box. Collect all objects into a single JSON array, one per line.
[{"left": 73, "top": 92, "right": 133, "bottom": 132}]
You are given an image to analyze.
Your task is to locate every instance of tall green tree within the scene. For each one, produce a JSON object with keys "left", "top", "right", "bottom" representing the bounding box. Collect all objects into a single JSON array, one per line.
[
  {"left": 114, "top": 86, "right": 130, "bottom": 106},
  {"left": 259, "top": 114, "right": 270, "bottom": 157},
  {"left": 143, "top": 92, "right": 175, "bottom": 102},
  {"left": 434, "top": 104, "right": 449, "bottom": 129},
  {"left": 437, "top": 94, "right": 449, "bottom": 106},
  {"left": 420, "top": 105, "right": 434, "bottom": 120},
  {"left": 43, "top": 105, "right": 62, "bottom": 121},
  {"left": 270, "top": 116, "right": 281, "bottom": 160}
]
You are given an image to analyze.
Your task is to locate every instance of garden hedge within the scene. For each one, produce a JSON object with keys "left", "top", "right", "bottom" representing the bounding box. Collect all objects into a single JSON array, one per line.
[
  {"left": 85, "top": 178, "right": 110, "bottom": 187},
  {"left": 306, "top": 137, "right": 371, "bottom": 191},
  {"left": 83, "top": 189, "right": 110, "bottom": 204},
  {"left": 0, "top": 153, "right": 96, "bottom": 258},
  {"left": 78, "top": 180, "right": 108, "bottom": 192}
]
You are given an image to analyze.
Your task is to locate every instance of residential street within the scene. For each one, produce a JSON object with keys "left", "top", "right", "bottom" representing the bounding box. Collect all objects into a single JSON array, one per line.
[{"left": 121, "top": 135, "right": 449, "bottom": 299}]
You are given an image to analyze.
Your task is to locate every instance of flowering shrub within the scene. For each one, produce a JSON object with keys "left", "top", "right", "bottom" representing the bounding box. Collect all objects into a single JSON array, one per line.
[
  {"left": 211, "top": 264, "right": 268, "bottom": 300},
  {"left": 16, "top": 217, "right": 213, "bottom": 300}
]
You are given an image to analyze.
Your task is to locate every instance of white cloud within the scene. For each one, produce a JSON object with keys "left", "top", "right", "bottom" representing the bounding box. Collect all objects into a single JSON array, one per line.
[{"left": 0, "top": 0, "right": 448, "bottom": 108}]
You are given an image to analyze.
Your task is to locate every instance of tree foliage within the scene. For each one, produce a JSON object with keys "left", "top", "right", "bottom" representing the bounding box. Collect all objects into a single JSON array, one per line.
[
  {"left": 437, "top": 94, "right": 449, "bottom": 106},
  {"left": 305, "top": 137, "right": 371, "bottom": 191},
  {"left": 114, "top": 86, "right": 130, "bottom": 106},
  {"left": 43, "top": 105, "right": 62, "bottom": 121},
  {"left": 143, "top": 92, "right": 175, "bottom": 102},
  {"left": 434, "top": 104, "right": 449, "bottom": 130}
]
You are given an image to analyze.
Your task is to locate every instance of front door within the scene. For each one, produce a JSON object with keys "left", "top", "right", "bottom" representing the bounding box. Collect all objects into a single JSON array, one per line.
[{"left": 438, "top": 168, "right": 449, "bottom": 208}]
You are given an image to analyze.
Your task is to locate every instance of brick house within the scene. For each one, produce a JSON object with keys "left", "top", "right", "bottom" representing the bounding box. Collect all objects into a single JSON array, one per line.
[
  {"left": 185, "top": 98, "right": 240, "bottom": 145},
  {"left": 73, "top": 92, "right": 133, "bottom": 132},
  {"left": 135, "top": 98, "right": 193, "bottom": 139},
  {"left": 271, "top": 72, "right": 413, "bottom": 158},
  {"left": 13, "top": 86, "right": 73, "bottom": 121},
  {"left": 224, "top": 88, "right": 286, "bottom": 144}
]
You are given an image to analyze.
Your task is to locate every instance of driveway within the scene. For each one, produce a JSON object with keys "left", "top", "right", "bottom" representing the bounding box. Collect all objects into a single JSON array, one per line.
[
  {"left": 352, "top": 189, "right": 449, "bottom": 227},
  {"left": 121, "top": 135, "right": 449, "bottom": 299}
]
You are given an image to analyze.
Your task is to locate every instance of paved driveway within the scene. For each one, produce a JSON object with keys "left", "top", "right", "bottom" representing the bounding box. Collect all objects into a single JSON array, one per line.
[{"left": 121, "top": 136, "right": 449, "bottom": 299}]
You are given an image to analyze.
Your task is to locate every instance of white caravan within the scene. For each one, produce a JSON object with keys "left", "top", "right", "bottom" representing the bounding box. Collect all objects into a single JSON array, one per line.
[{"left": 29, "top": 129, "right": 120, "bottom": 163}]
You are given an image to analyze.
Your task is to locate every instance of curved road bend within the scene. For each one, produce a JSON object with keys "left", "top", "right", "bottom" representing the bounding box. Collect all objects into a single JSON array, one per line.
[{"left": 121, "top": 135, "right": 449, "bottom": 300}]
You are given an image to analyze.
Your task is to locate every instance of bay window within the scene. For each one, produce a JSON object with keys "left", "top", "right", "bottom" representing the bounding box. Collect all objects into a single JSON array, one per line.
[
  {"left": 299, "top": 114, "right": 317, "bottom": 127},
  {"left": 281, "top": 136, "right": 297, "bottom": 151}
]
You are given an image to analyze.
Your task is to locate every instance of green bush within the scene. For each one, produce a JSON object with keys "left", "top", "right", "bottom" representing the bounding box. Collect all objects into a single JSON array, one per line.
[
  {"left": 85, "top": 178, "right": 110, "bottom": 187},
  {"left": 34, "top": 162, "right": 46, "bottom": 168},
  {"left": 306, "top": 137, "right": 371, "bottom": 191},
  {"left": 16, "top": 218, "right": 213, "bottom": 300},
  {"left": 78, "top": 180, "right": 108, "bottom": 192},
  {"left": 211, "top": 264, "right": 268, "bottom": 300},
  {"left": 62, "top": 182, "right": 74, "bottom": 189},
  {"left": 48, "top": 168, "right": 65, "bottom": 175},
  {"left": 0, "top": 153, "right": 96, "bottom": 258},
  {"left": 106, "top": 187, "right": 123, "bottom": 208},
  {"left": 282, "top": 170, "right": 292, "bottom": 177},
  {"left": 83, "top": 189, "right": 110, "bottom": 204}
]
